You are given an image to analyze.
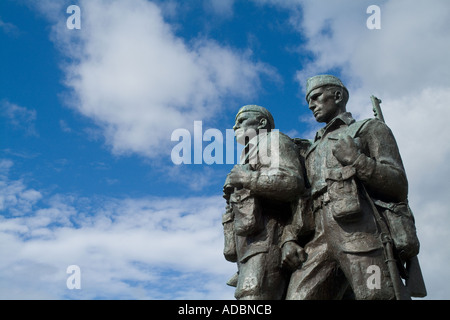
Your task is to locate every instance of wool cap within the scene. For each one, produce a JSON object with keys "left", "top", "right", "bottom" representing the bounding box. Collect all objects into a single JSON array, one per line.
[{"left": 305, "top": 75, "right": 348, "bottom": 101}]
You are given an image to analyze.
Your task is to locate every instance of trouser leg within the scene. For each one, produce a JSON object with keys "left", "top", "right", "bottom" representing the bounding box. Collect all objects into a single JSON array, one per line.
[
  {"left": 338, "top": 248, "right": 396, "bottom": 300},
  {"left": 286, "top": 241, "right": 348, "bottom": 300},
  {"left": 235, "top": 248, "right": 287, "bottom": 300}
]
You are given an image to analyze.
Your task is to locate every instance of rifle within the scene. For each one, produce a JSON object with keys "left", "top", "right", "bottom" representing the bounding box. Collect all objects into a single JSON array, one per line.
[
  {"left": 368, "top": 96, "right": 427, "bottom": 299},
  {"left": 370, "top": 95, "right": 385, "bottom": 122},
  {"left": 363, "top": 186, "right": 409, "bottom": 299}
]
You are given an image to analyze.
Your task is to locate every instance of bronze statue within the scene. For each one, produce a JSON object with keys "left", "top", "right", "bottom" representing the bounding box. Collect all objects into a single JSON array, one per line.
[
  {"left": 281, "top": 75, "right": 426, "bottom": 299},
  {"left": 222, "top": 105, "right": 305, "bottom": 299},
  {"left": 222, "top": 76, "right": 426, "bottom": 300}
]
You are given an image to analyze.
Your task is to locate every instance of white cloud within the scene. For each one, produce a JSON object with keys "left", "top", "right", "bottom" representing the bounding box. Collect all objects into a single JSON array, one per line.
[
  {"left": 279, "top": 0, "right": 450, "bottom": 102},
  {"left": 0, "top": 162, "right": 235, "bottom": 299},
  {"left": 35, "top": 0, "right": 273, "bottom": 159},
  {"left": 0, "top": 159, "right": 14, "bottom": 175},
  {"left": 1, "top": 100, "right": 38, "bottom": 137},
  {"left": 59, "top": 120, "right": 72, "bottom": 133},
  {"left": 0, "top": 163, "right": 42, "bottom": 215},
  {"left": 0, "top": 17, "right": 20, "bottom": 37},
  {"left": 387, "top": 89, "right": 450, "bottom": 300},
  {"left": 204, "top": 0, "right": 235, "bottom": 17}
]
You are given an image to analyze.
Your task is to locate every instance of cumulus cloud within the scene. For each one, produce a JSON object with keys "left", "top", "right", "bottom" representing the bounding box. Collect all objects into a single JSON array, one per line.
[
  {"left": 33, "top": 0, "right": 273, "bottom": 159},
  {"left": 0, "top": 160, "right": 235, "bottom": 299},
  {"left": 0, "top": 159, "right": 42, "bottom": 216}
]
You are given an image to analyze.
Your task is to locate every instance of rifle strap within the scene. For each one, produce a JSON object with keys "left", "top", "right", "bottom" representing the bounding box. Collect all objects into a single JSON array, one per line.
[
  {"left": 361, "top": 183, "right": 408, "bottom": 300},
  {"left": 347, "top": 118, "right": 372, "bottom": 140}
]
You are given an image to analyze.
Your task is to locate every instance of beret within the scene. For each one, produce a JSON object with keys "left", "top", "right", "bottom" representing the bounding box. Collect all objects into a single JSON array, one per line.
[{"left": 306, "top": 75, "right": 348, "bottom": 101}]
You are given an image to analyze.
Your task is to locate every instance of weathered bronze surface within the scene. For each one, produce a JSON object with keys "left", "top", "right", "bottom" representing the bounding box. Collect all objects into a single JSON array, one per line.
[
  {"left": 222, "top": 76, "right": 426, "bottom": 300},
  {"left": 223, "top": 105, "right": 305, "bottom": 299}
]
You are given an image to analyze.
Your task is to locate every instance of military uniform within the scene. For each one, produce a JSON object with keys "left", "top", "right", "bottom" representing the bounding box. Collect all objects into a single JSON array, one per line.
[
  {"left": 224, "top": 129, "right": 305, "bottom": 300},
  {"left": 286, "top": 112, "right": 408, "bottom": 299}
]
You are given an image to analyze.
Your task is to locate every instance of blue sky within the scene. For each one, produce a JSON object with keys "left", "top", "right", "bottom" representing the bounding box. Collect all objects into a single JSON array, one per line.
[{"left": 1, "top": 0, "right": 450, "bottom": 300}]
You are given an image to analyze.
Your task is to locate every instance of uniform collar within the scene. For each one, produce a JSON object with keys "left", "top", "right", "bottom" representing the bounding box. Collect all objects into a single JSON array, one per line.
[{"left": 315, "top": 112, "right": 355, "bottom": 141}]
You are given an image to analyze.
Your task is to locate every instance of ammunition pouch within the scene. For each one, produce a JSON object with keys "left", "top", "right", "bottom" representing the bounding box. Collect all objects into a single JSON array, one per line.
[
  {"left": 326, "top": 166, "right": 362, "bottom": 222},
  {"left": 230, "top": 188, "right": 264, "bottom": 236},
  {"left": 374, "top": 199, "right": 420, "bottom": 261},
  {"left": 222, "top": 205, "right": 237, "bottom": 262}
]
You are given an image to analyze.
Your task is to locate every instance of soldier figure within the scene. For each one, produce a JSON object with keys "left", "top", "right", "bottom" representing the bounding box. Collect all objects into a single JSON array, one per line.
[
  {"left": 222, "top": 105, "right": 305, "bottom": 300},
  {"left": 281, "top": 75, "right": 426, "bottom": 299}
]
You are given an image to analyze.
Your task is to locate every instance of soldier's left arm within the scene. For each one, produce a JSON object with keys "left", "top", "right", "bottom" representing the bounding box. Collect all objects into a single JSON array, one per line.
[{"left": 353, "top": 119, "right": 408, "bottom": 203}]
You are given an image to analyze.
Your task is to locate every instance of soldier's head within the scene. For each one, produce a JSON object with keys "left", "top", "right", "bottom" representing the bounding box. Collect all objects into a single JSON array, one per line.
[
  {"left": 305, "top": 75, "right": 349, "bottom": 124},
  {"left": 233, "top": 105, "right": 274, "bottom": 145}
]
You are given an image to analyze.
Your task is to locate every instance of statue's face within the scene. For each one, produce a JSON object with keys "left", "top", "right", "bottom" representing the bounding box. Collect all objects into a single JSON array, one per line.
[
  {"left": 233, "top": 111, "right": 262, "bottom": 145},
  {"left": 307, "top": 87, "right": 340, "bottom": 124}
]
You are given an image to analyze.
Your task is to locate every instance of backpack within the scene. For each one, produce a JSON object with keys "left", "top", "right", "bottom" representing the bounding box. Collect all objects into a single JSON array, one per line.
[{"left": 346, "top": 118, "right": 420, "bottom": 262}]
